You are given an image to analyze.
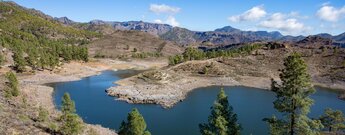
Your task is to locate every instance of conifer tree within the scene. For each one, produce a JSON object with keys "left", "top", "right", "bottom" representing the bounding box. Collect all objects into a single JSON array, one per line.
[
  {"left": 60, "top": 93, "right": 83, "bottom": 135},
  {"left": 199, "top": 88, "right": 241, "bottom": 135},
  {"left": 13, "top": 50, "right": 26, "bottom": 72},
  {"left": 319, "top": 108, "right": 345, "bottom": 132},
  {"left": 118, "top": 108, "right": 151, "bottom": 135},
  {"left": 264, "top": 53, "right": 323, "bottom": 135},
  {"left": 0, "top": 52, "right": 5, "bottom": 66},
  {"left": 5, "top": 71, "right": 19, "bottom": 97},
  {"left": 27, "top": 47, "right": 39, "bottom": 69},
  {"left": 37, "top": 106, "right": 49, "bottom": 122}
]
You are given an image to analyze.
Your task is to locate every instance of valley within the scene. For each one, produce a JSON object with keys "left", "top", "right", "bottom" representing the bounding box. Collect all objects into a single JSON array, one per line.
[{"left": 0, "top": 1, "right": 345, "bottom": 135}]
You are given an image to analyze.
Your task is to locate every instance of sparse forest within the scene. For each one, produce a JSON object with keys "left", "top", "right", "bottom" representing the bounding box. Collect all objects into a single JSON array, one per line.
[
  {"left": 168, "top": 44, "right": 262, "bottom": 65},
  {"left": 0, "top": 2, "right": 97, "bottom": 72}
]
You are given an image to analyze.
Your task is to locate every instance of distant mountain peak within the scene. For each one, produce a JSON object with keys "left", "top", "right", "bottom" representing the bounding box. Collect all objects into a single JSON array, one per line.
[
  {"left": 297, "top": 35, "right": 333, "bottom": 46},
  {"left": 214, "top": 26, "right": 241, "bottom": 33},
  {"left": 55, "top": 16, "right": 75, "bottom": 25},
  {"left": 89, "top": 20, "right": 109, "bottom": 25}
]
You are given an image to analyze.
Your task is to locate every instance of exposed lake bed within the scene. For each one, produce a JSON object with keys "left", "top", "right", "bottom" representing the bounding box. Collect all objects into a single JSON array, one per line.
[{"left": 52, "top": 70, "right": 345, "bottom": 135}]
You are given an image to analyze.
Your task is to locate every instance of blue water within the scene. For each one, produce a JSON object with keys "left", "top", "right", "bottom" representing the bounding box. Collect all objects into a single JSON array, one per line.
[{"left": 51, "top": 70, "right": 345, "bottom": 135}]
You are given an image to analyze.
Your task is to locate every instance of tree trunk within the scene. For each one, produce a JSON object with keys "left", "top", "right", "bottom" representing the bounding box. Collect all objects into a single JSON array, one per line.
[
  {"left": 290, "top": 113, "right": 295, "bottom": 135},
  {"left": 290, "top": 95, "right": 296, "bottom": 135}
]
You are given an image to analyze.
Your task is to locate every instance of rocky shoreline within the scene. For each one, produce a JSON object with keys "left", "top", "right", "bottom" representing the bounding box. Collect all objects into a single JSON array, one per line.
[
  {"left": 106, "top": 75, "right": 345, "bottom": 108},
  {"left": 106, "top": 75, "right": 272, "bottom": 108}
]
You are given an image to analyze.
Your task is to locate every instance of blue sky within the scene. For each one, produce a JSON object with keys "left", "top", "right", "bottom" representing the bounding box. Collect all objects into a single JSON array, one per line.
[{"left": 10, "top": 0, "right": 345, "bottom": 36}]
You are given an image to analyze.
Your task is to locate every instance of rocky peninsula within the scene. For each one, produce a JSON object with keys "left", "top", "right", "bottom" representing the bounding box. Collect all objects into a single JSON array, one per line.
[{"left": 107, "top": 47, "right": 345, "bottom": 108}]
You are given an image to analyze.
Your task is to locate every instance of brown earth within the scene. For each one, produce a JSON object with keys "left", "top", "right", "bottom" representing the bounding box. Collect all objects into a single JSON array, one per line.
[{"left": 87, "top": 30, "right": 183, "bottom": 58}]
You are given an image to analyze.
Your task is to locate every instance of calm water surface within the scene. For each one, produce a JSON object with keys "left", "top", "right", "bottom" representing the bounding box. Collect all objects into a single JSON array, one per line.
[{"left": 51, "top": 70, "right": 345, "bottom": 135}]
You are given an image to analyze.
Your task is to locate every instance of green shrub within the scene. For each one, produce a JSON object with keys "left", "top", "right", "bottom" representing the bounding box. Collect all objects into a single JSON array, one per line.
[
  {"left": 0, "top": 52, "right": 5, "bottom": 66},
  {"left": 38, "top": 106, "right": 49, "bottom": 122},
  {"left": 5, "top": 71, "right": 19, "bottom": 97}
]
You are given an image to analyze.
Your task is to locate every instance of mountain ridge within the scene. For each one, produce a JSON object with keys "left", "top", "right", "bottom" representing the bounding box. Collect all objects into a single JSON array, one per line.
[{"left": 54, "top": 16, "right": 345, "bottom": 47}]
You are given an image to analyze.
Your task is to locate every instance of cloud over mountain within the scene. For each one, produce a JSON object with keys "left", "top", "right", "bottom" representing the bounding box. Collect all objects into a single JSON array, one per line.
[
  {"left": 228, "top": 5, "right": 266, "bottom": 22},
  {"left": 150, "top": 4, "right": 181, "bottom": 27},
  {"left": 154, "top": 16, "right": 180, "bottom": 27},
  {"left": 150, "top": 4, "right": 180, "bottom": 14},
  {"left": 316, "top": 4, "right": 345, "bottom": 22},
  {"left": 259, "top": 13, "right": 310, "bottom": 35}
]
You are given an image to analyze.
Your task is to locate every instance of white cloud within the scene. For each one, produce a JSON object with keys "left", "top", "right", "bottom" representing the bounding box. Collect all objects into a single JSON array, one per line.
[
  {"left": 154, "top": 19, "right": 163, "bottom": 24},
  {"left": 316, "top": 4, "right": 345, "bottom": 22},
  {"left": 288, "top": 11, "right": 309, "bottom": 19},
  {"left": 228, "top": 5, "right": 266, "bottom": 22},
  {"left": 259, "top": 13, "right": 311, "bottom": 35},
  {"left": 166, "top": 16, "right": 179, "bottom": 27},
  {"left": 149, "top": 4, "right": 180, "bottom": 14},
  {"left": 150, "top": 4, "right": 181, "bottom": 27},
  {"left": 153, "top": 16, "right": 180, "bottom": 27}
]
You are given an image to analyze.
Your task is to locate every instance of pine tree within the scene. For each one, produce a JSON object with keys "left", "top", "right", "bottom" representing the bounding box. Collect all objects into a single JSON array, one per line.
[
  {"left": 13, "top": 50, "right": 26, "bottom": 72},
  {"left": 27, "top": 47, "right": 39, "bottom": 69},
  {"left": 61, "top": 93, "right": 76, "bottom": 115},
  {"left": 0, "top": 52, "right": 5, "bottom": 66},
  {"left": 263, "top": 115, "right": 287, "bottom": 135},
  {"left": 199, "top": 88, "right": 241, "bottom": 135},
  {"left": 265, "top": 53, "right": 323, "bottom": 135},
  {"left": 37, "top": 106, "right": 49, "bottom": 122},
  {"left": 118, "top": 108, "right": 151, "bottom": 135},
  {"left": 5, "top": 71, "right": 19, "bottom": 97},
  {"left": 60, "top": 93, "right": 83, "bottom": 135},
  {"left": 319, "top": 108, "right": 345, "bottom": 132}
]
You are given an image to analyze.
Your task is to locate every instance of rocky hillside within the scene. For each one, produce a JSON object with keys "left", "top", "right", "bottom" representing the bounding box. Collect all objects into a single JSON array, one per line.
[
  {"left": 54, "top": 16, "right": 75, "bottom": 25},
  {"left": 297, "top": 36, "right": 333, "bottom": 46},
  {"left": 0, "top": 2, "right": 99, "bottom": 42},
  {"left": 87, "top": 30, "right": 183, "bottom": 58},
  {"left": 75, "top": 20, "right": 173, "bottom": 36},
  {"left": 160, "top": 27, "right": 197, "bottom": 46}
]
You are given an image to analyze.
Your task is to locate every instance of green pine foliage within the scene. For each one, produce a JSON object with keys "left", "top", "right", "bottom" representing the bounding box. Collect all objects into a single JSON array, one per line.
[
  {"left": 264, "top": 53, "right": 323, "bottom": 135},
  {"left": 319, "top": 108, "right": 345, "bottom": 132},
  {"left": 118, "top": 108, "right": 151, "bottom": 135},
  {"left": 5, "top": 71, "right": 19, "bottom": 97},
  {"left": 0, "top": 2, "right": 97, "bottom": 72},
  {"left": 12, "top": 49, "right": 26, "bottom": 72},
  {"left": 37, "top": 106, "right": 49, "bottom": 122},
  {"left": 199, "top": 88, "right": 241, "bottom": 135},
  {"left": 60, "top": 93, "right": 83, "bottom": 135},
  {"left": 169, "top": 44, "right": 262, "bottom": 65},
  {"left": 131, "top": 52, "right": 162, "bottom": 59},
  {"left": 0, "top": 52, "right": 5, "bottom": 66},
  {"left": 263, "top": 116, "right": 287, "bottom": 135}
]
